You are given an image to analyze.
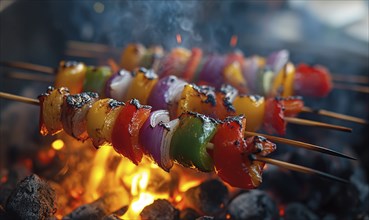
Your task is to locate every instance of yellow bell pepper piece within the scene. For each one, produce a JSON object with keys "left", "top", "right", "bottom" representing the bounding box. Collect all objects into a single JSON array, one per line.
[
  {"left": 223, "top": 62, "right": 248, "bottom": 94},
  {"left": 282, "top": 62, "right": 295, "bottom": 97},
  {"left": 86, "top": 99, "right": 125, "bottom": 147},
  {"left": 54, "top": 61, "right": 87, "bottom": 94},
  {"left": 233, "top": 95, "right": 265, "bottom": 132},
  {"left": 120, "top": 43, "right": 145, "bottom": 72},
  {"left": 124, "top": 69, "right": 158, "bottom": 104}
]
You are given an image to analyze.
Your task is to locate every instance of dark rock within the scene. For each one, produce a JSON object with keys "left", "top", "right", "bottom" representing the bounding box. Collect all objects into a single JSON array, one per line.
[
  {"left": 184, "top": 179, "right": 229, "bottom": 215},
  {"left": 140, "top": 199, "right": 179, "bottom": 220},
  {"left": 64, "top": 189, "right": 128, "bottom": 220},
  {"left": 5, "top": 174, "right": 56, "bottom": 220},
  {"left": 102, "top": 214, "right": 121, "bottom": 220},
  {"left": 180, "top": 208, "right": 201, "bottom": 220},
  {"left": 227, "top": 190, "right": 278, "bottom": 220},
  {"left": 196, "top": 216, "right": 214, "bottom": 220},
  {"left": 284, "top": 203, "right": 318, "bottom": 220}
]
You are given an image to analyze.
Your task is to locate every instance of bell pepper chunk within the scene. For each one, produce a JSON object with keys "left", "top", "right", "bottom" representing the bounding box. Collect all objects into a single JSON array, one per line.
[
  {"left": 83, "top": 66, "right": 112, "bottom": 97},
  {"left": 263, "top": 98, "right": 286, "bottom": 135},
  {"left": 125, "top": 68, "right": 158, "bottom": 104},
  {"left": 170, "top": 113, "right": 217, "bottom": 172},
  {"left": 54, "top": 61, "right": 87, "bottom": 94},
  {"left": 111, "top": 99, "right": 151, "bottom": 165},
  {"left": 233, "top": 95, "right": 265, "bottom": 132}
]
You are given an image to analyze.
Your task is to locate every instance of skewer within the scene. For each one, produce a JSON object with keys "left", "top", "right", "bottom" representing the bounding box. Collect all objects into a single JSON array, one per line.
[
  {"left": 244, "top": 131, "right": 356, "bottom": 160},
  {"left": 6, "top": 72, "right": 54, "bottom": 83},
  {"left": 0, "top": 91, "right": 351, "bottom": 183},
  {"left": 1, "top": 68, "right": 359, "bottom": 131},
  {"left": 302, "top": 106, "right": 368, "bottom": 125},
  {"left": 0, "top": 61, "right": 54, "bottom": 74},
  {"left": 0, "top": 92, "right": 39, "bottom": 105},
  {"left": 285, "top": 117, "right": 352, "bottom": 133},
  {"left": 333, "top": 83, "right": 369, "bottom": 94},
  {"left": 251, "top": 155, "right": 349, "bottom": 184},
  {"left": 332, "top": 74, "right": 369, "bottom": 84},
  {"left": 0, "top": 92, "right": 356, "bottom": 160}
]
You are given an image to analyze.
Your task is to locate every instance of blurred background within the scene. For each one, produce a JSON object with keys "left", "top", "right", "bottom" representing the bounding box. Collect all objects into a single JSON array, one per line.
[{"left": 0, "top": 0, "right": 368, "bottom": 218}]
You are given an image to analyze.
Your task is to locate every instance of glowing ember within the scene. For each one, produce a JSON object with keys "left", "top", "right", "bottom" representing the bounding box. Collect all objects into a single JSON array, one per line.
[
  {"left": 52, "top": 139, "right": 64, "bottom": 150},
  {"left": 230, "top": 35, "right": 238, "bottom": 47},
  {"left": 176, "top": 34, "right": 182, "bottom": 45}
]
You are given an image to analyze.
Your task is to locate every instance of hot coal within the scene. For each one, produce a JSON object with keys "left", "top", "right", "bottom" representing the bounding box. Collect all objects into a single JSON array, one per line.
[
  {"left": 102, "top": 214, "right": 121, "bottom": 220},
  {"left": 227, "top": 190, "right": 278, "bottom": 220},
  {"left": 184, "top": 179, "right": 229, "bottom": 216},
  {"left": 180, "top": 208, "right": 201, "bottom": 220},
  {"left": 284, "top": 203, "right": 318, "bottom": 220},
  {"left": 5, "top": 174, "right": 56, "bottom": 220},
  {"left": 140, "top": 199, "right": 179, "bottom": 220},
  {"left": 64, "top": 190, "right": 128, "bottom": 220}
]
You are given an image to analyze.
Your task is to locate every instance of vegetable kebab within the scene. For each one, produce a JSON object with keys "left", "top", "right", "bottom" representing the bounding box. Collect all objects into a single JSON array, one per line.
[
  {"left": 118, "top": 44, "right": 332, "bottom": 98},
  {"left": 38, "top": 86, "right": 276, "bottom": 189},
  {"left": 53, "top": 61, "right": 349, "bottom": 136}
]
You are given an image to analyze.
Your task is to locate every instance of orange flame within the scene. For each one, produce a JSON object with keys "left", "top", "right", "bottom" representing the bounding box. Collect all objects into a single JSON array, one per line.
[
  {"left": 176, "top": 34, "right": 182, "bottom": 45},
  {"left": 230, "top": 35, "right": 238, "bottom": 47}
]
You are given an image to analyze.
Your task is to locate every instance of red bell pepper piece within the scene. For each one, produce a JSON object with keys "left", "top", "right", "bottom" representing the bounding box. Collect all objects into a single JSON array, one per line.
[
  {"left": 294, "top": 64, "right": 332, "bottom": 97},
  {"left": 212, "top": 116, "right": 276, "bottom": 188},
  {"left": 263, "top": 98, "right": 286, "bottom": 135},
  {"left": 280, "top": 96, "right": 304, "bottom": 117},
  {"left": 111, "top": 99, "right": 151, "bottom": 165}
]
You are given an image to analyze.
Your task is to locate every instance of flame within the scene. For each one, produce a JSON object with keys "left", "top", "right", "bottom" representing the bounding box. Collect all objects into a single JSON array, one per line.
[
  {"left": 176, "top": 34, "right": 182, "bottom": 44},
  {"left": 230, "top": 35, "right": 238, "bottom": 47},
  {"left": 52, "top": 139, "right": 64, "bottom": 150}
]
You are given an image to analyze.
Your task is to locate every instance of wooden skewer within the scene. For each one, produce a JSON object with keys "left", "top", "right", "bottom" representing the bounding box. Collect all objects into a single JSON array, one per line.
[
  {"left": 67, "top": 40, "right": 113, "bottom": 53},
  {"left": 65, "top": 49, "right": 105, "bottom": 59},
  {"left": 0, "top": 92, "right": 356, "bottom": 161},
  {"left": 0, "top": 92, "right": 352, "bottom": 184},
  {"left": 332, "top": 74, "right": 369, "bottom": 84},
  {"left": 0, "top": 61, "right": 54, "bottom": 74},
  {"left": 285, "top": 117, "right": 352, "bottom": 133},
  {"left": 251, "top": 154, "right": 349, "bottom": 184},
  {"left": 6, "top": 72, "right": 54, "bottom": 83},
  {"left": 333, "top": 83, "right": 369, "bottom": 94},
  {"left": 302, "top": 106, "right": 368, "bottom": 125},
  {"left": 244, "top": 131, "right": 356, "bottom": 160},
  {"left": 0, "top": 92, "right": 39, "bottom": 106}
]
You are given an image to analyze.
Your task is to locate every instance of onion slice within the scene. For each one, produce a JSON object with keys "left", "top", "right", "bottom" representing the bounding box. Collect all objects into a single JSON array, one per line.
[
  {"left": 105, "top": 69, "right": 133, "bottom": 101},
  {"left": 140, "top": 110, "right": 179, "bottom": 171}
]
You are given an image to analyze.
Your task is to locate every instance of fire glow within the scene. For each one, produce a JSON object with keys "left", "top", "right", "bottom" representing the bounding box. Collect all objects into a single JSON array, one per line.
[{"left": 176, "top": 34, "right": 182, "bottom": 45}]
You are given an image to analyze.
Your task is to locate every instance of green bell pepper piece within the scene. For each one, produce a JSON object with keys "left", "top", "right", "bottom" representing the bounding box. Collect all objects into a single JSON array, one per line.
[
  {"left": 83, "top": 66, "right": 112, "bottom": 96},
  {"left": 170, "top": 113, "right": 217, "bottom": 172}
]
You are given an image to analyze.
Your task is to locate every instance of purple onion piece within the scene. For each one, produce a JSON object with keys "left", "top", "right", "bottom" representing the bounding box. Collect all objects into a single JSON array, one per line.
[
  {"left": 266, "top": 50, "right": 289, "bottom": 74},
  {"left": 104, "top": 69, "right": 133, "bottom": 101},
  {"left": 198, "top": 55, "right": 226, "bottom": 89},
  {"left": 243, "top": 56, "right": 259, "bottom": 92},
  {"left": 160, "top": 119, "right": 179, "bottom": 171},
  {"left": 139, "top": 110, "right": 172, "bottom": 171}
]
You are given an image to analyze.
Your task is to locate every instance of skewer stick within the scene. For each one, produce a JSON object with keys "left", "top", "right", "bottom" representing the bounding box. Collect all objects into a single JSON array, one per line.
[
  {"left": 333, "top": 83, "right": 369, "bottom": 94},
  {"left": 0, "top": 92, "right": 39, "bottom": 106},
  {"left": 0, "top": 61, "right": 54, "bottom": 74},
  {"left": 244, "top": 131, "right": 356, "bottom": 160},
  {"left": 251, "top": 155, "right": 349, "bottom": 183},
  {"left": 332, "top": 74, "right": 369, "bottom": 84},
  {"left": 302, "top": 106, "right": 368, "bottom": 125},
  {"left": 285, "top": 117, "right": 352, "bottom": 133},
  {"left": 6, "top": 72, "right": 54, "bottom": 83}
]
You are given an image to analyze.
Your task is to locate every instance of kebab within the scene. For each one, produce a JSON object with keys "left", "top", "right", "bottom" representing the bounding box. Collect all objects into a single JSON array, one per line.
[
  {"left": 2, "top": 58, "right": 367, "bottom": 125},
  {"left": 51, "top": 61, "right": 350, "bottom": 135},
  {"left": 0, "top": 87, "right": 351, "bottom": 189}
]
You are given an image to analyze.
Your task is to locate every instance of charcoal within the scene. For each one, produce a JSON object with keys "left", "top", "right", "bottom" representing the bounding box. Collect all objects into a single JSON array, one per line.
[
  {"left": 184, "top": 179, "right": 229, "bottom": 215},
  {"left": 180, "top": 208, "right": 201, "bottom": 220},
  {"left": 196, "top": 216, "right": 214, "bottom": 220},
  {"left": 5, "top": 174, "right": 56, "bottom": 220},
  {"left": 0, "top": 165, "right": 31, "bottom": 207},
  {"left": 284, "top": 203, "right": 318, "bottom": 220},
  {"left": 227, "top": 190, "right": 278, "bottom": 220},
  {"left": 102, "top": 214, "right": 121, "bottom": 220},
  {"left": 140, "top": 199, "right": 179, "bottom": 220},
  {"left": 65, "top": 189, "right": 128, "bottom": 220}
]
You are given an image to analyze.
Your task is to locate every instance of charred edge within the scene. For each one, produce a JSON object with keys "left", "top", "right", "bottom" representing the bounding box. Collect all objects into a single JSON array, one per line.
[
  {"left": 108, "top": 99, "right": 125, "bottom": 108},
  {"left": 138, "top": 67, "right": 158, "bottom": 80},
  {"left": 222, "top": 115, "right": 245, "bottom": 128},
  {"left": 158, "top": 122, "right": 171, "bottom": 131},
  {"left": 129, "top": 99, "right": 152, "bottom": 109},
  {"left": 187, "top": 111, "right": 220, "bottom": 124},
  {"left": 192, "top": 84, "right": 217, "bottom": 106},
  {"left": 66, "top": 92, "right": 98, "bottom": 108},
  {"left": 62, "top": 61, "right": 80, "bottom": 68}
]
